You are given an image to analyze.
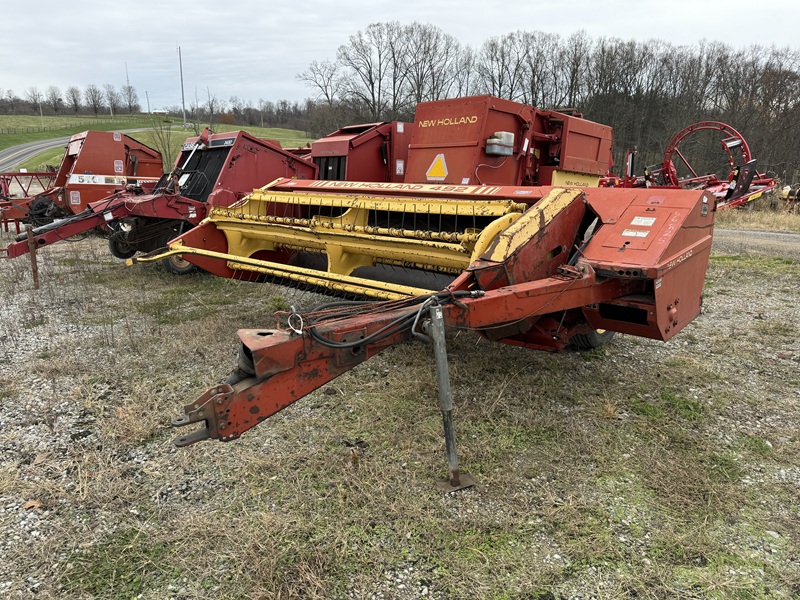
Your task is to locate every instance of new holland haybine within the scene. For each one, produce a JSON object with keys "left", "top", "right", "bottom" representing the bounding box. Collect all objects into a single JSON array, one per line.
[{"left": 131, "top": 95, "right": 715, "bottom": 488}]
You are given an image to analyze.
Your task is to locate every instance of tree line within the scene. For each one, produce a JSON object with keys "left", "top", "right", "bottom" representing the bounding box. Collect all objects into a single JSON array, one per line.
[
  {"left": 0, "top": 84, "right": 142, "bottom": 118},
  {"left": 299, "top": 23, "right": 800, "bottom": 181},
  {"left": 5, "top": 25, "right": 799, "bottom": 182}
]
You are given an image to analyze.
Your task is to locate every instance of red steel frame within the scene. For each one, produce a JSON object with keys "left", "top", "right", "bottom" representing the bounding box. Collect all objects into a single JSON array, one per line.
[{"left": 0, "top": 172, "right": 57, "bottom": 233}]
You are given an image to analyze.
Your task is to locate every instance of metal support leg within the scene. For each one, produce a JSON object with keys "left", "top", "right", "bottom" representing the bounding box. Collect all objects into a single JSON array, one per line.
[
  {"left": 427, "top": 302, "right": 475, "bottom": 492},
  {"left": 25, "top": 225, "right": 39, "bottom": 290}
]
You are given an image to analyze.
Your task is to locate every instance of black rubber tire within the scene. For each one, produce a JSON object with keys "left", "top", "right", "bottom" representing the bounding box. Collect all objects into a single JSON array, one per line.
[
  {"left": 570, "top": 329, "right": 615, "bottom": 350},
  {"left": 108, "top": 237, "right": 136, "bottom": 259},
  {"left": 162, "top": 254, "right": 197, "bottom": 275}
]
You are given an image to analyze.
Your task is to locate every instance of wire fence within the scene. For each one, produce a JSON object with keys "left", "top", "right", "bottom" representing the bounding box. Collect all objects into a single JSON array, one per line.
[{"left": 0, "top": 117, "right": 145, "bottom": 135}]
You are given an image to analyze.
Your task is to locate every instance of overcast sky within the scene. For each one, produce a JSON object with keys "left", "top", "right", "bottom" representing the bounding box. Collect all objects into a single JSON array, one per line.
[{"left": 2, "top": 0, "right": 798, "bottom": 112}]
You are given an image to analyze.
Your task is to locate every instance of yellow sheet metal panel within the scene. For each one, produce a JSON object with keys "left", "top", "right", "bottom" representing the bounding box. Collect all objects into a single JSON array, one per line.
[
  {"left": 549, "top": 170, "right": 601, "bottom": 188},
  {"left": 481, "top": 188, "right": 583, "bottom": 262}
]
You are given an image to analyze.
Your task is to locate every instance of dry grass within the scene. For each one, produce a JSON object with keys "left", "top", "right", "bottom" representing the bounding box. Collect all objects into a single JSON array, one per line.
[
  {"left": 1, "top": 230, "right": 799, "bottom": 599},
  {"left": 715, "top": 199, "right": 800, "bottom": 232}
]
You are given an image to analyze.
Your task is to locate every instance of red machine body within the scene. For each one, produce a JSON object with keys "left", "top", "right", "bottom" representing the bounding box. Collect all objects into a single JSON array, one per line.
[
  {"left": 312, "top": 122, "right": 413, "bottom": 183},
  {"left": 406, "top": 95, "right": 613, "bottom": 187},
  {"left": 0, "top": 131, "right": 163, "bottom": 225}
]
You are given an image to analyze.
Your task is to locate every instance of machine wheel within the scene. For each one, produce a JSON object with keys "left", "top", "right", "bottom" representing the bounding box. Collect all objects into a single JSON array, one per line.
[
  {"left": 163, "top": 254, "right": 197, "bottom": 275},
  {"left": 108, "top": 237, "right": 136, "bottom": 259},
  {"left": 571, "top": 328, "right": 615, "bottom": 350}
]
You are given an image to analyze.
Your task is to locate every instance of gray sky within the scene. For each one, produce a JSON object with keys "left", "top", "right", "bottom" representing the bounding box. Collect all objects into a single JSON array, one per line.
[{"left": 3, "top": 0, "right": 798, "bottom": 111}]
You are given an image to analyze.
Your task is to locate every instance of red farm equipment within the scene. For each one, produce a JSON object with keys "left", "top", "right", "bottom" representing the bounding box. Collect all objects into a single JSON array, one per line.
[
  {"left": 0, "top": 131, "right": 163, "bottom": 227},
  {"left": 1, "top": 122, "right": 413, "bottom": 271},
  {"left": 131, "top": 95, "right": 715, "bottom": 488},
  {"left": 1, "top": 129, "right": 318, "bottom": 271},
  {"left": 311, "top": 121, "right": 412, "bottom": 183},
  {"left": 604, "top": 121, "right": 776, "bottom": 209}
]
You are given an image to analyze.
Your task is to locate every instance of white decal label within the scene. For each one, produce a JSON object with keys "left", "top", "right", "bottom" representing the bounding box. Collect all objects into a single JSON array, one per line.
[
  {"left": 113, "top": 132, "right": 121, "bottom": 141},
  {"left": 631, "top": 216, "right": 656, "bottom": 226},
  {"left": 622, "top": 229, "right": 650, "bottom": 238},
  {"left": 396, "top": 123, "right": 404, "bottom": 133},
  {"left": 666, "top": 250, "right": 694, "bottom": 270},
  {"left": 395, "top": 159, "right": 404, "bottom": 176},
  {"left": 69, "top": 191, "right": 81, "bottom": 205},
  {"left": 114, "top": 159, "right": 124, "bottom": 174},
  {"left": 461, "top": 178, "right": 470, "bottom": 185}
]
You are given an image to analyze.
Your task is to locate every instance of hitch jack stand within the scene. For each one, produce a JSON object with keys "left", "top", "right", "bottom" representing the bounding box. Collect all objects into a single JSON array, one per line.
[{"left": 426, "top": 303, "right": 475, "bottom": 493}]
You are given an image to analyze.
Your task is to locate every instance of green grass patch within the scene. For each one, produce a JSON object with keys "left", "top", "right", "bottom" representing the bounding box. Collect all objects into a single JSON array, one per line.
[
  {"left": 709, "top": 254, "right": 799, "bottom": 275},
  {"left": 752, "top": 319, "right": 797, "bottom": 339},
  {"left": 61, "top": 527, "right": 176, "bottom": 597}
]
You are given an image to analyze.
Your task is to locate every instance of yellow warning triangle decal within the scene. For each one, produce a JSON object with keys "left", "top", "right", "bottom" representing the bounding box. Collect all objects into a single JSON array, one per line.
[{"left": 426, "top": 154, "right": 448, "bottom": 181}]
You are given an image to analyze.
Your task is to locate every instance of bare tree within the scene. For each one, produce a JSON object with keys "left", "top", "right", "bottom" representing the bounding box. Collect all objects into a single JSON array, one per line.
[
  {"left": 298, "top": 60, "right": 343, "bottom": 107},
  {"left": 205, "top": 87, "right": 219, "bottom": 127},
  {"left": 452, "top": 46, "right": 477, "bottom": 98},
  {"left": 337, "top": 22, "right": 396, "bottom": 121},
  {"left": 65, "top": 86, "right": 82, "bottom": 115},
  {"left": 25, "top": 86, "right": 44, "bottom": 115},
  {"left": 520, "top": 31, "right": 561, "bottom": 107},
  {"left": 103, "top": 84, "right": 122, "bottom": 117},
  {"left": 404, "top": 23, "right": 464, "bottom": 104},
  {"left": 84, "top": 84, "right": 104, "bottom": 116},
  {"left": 5, "top": 89, "right": 18, "bottom": 113},
  {"left": 45, "top": 86, "right": 61, "bottom": 113},
  {"left": 148, "top": 116, "right": 179, "bottom": 171},
  {"left": 121, "top": 84, "right": 139, "bottom": 114},
  {"left": 228, "top": 95, "right": 244, "bottom": 121},
  {"left": 475, "top": 33, "right": 527, "bottom": 101}
]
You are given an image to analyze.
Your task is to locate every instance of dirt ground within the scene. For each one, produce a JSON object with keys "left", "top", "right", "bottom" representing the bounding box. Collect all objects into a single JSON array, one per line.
[{"left": 0, "top": 227, "right": 798, "bottom": 599}]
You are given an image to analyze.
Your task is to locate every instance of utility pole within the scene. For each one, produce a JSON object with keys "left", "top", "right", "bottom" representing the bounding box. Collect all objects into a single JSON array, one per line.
[{"left": 178, "top": 45, "right": 187, "bottom": 129}]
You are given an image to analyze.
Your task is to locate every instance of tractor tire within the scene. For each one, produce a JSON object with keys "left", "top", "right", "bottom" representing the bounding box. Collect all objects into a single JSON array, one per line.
[
  {"left": 108, "top": 237, "right": 136, "bottom": 260},
  {"left": 570, "top": 329, "right": 615, "bottom": 350},
  {"left": 162, "top": 254, "right": 197, "bottom": 275}
]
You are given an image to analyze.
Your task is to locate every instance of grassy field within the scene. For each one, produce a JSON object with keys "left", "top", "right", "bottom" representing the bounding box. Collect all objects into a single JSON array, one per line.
[
  {"left": 714, "top": 202, "right": 800, "bottom": 232},
  {"left": 0, "top": 114, "right": 169, "bottom": 151},
  {"left": 13, "top": 122, "right": 315, "bottom": 171},
  {"left": 0, "top": 215, "right": 798, "bottom": 598}
]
